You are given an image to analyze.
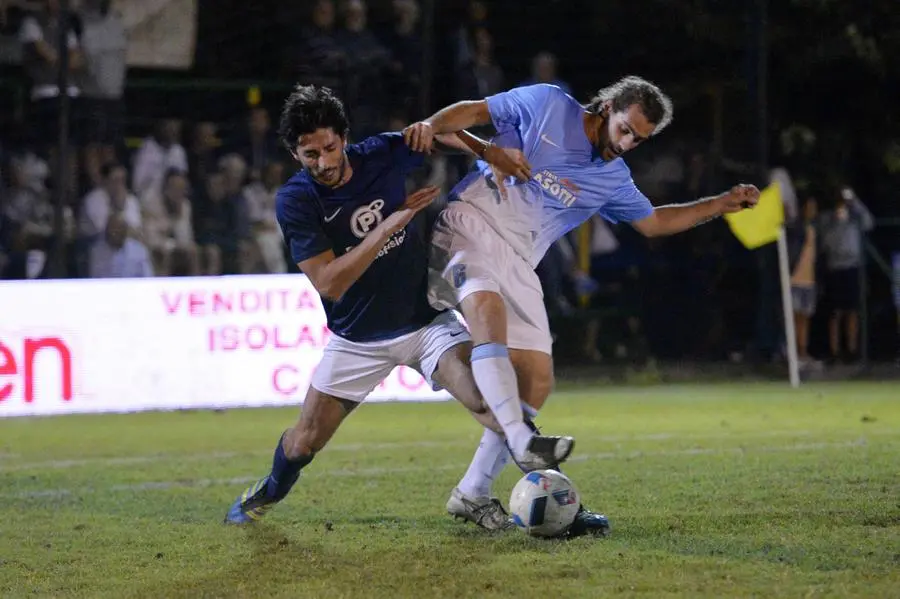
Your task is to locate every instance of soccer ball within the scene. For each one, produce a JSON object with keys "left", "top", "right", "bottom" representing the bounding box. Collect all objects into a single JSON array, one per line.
[{"left": 509, "top": 469, "right": 580, "bottom": 538}]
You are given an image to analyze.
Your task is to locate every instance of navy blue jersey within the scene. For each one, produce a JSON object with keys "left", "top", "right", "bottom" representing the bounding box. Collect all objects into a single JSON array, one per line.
[{"left": 275, "top": 132, "right": 441, "bottom": 342}]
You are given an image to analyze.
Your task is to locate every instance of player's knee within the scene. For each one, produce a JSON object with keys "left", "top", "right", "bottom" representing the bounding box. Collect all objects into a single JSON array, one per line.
[{"left": 523, "top": 373, "right": 554, "bottom": 410}]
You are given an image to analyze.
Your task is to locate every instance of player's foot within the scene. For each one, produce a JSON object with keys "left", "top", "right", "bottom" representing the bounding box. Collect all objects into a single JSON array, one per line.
[
  {"left": 224, "top": 477, "right": 277, "bottom": 525},
  {"left": 566, "top": 505, "right": 611, "bottom": 538},
  {"left": 446, "top": 487, "right": 515, "bottom": 531},
  {"left": 512, "top": 435, "right": 575, "bottom": 472}
]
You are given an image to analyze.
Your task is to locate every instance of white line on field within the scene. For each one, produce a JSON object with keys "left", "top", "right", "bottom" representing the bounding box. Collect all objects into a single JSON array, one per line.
[
  {"left": 0, "top": 441, "right": 463, "bottom": 473},
  {"left": 0, "top": 439, "right": 870, "bottom": 500},
  {"left": 0, "top": 429, "right": 866, "bottom": 473}
]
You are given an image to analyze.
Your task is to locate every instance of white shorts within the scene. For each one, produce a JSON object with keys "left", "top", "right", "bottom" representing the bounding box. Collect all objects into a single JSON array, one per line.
[
  {"left": 427, "top": 201, "right": 553, "bottom": 355},
  {"left": 311, "top": 311, "right": 470, "bottom": 402}
]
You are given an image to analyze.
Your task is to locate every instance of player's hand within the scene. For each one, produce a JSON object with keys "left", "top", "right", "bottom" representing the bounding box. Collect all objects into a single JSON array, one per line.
[
  {"left": 483, "top": 145, "right": 531, "bottom": 182},
  {"left": 716, "top": 183, "right": 760, "bottom": 214},
  {"left": 382, "top": 186, "right": 440, "bottom": 235},
  {"left": 403, "top": 121, "right": 435, "bottom": 154}
]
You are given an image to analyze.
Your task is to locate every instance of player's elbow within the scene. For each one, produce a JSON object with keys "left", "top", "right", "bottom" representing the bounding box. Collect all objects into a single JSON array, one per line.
[
  {"left": 316, "top": 278, "right": 348, "bottom": 302},
  {"left": 317, "top": 283, "right": 342, "bottom": 302}
]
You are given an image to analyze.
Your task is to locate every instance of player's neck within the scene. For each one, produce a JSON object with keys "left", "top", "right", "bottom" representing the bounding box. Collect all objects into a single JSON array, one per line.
[
  {"left": 582, "top": 112, "right": 605, "bottom": 148},
  {"left": 333, "top": 157, "right": 353, "bottom": 188}
]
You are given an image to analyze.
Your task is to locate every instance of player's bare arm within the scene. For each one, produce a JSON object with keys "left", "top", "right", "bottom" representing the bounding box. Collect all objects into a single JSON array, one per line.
[
  {"left": 298, "top": 186, "right": 439, "bottom": 300},
  {"left": 430, "top": 130, "right": 532, "bottom": 182},
  {"left": 631, "top": 184, "right": 760, "bottom": 237},
  {"left": 404, "top": 100, "right": 492, "bottom": 153}
]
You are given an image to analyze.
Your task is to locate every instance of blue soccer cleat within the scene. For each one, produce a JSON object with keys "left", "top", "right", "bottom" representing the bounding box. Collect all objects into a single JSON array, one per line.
[
  {"left": 566, "top": 505, "right": 611, "bottom": 538},
  {"left": 224, "top": 477, "right": 277, "bottom": 525}
]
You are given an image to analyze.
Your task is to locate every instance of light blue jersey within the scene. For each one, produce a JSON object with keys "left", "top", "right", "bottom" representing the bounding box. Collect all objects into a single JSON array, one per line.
[{"left": 448, "top": 84, "right": 653, "bottom": 266}]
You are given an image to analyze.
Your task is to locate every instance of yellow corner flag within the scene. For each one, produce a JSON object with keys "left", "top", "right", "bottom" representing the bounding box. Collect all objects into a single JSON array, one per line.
[{"left": 724, "top": 182, "right": 784, "bottom": 249}]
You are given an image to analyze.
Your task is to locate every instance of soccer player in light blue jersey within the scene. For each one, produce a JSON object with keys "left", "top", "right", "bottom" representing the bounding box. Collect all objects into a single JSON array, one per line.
[{"left": 404, "top": 76, "right": 760, "bottom": 536}]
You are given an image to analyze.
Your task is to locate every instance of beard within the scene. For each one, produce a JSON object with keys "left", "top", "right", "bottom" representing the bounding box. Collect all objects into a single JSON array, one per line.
[{"left": 311, "top": 153, "right": 347, "bottom": 187}]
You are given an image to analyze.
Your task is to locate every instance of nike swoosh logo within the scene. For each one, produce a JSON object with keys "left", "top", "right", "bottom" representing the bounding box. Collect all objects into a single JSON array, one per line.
[
  {"left": 450, "top": 330, "right": 465, "bottom": 337},
  {"left": 323, "top": 207, "right": 342, "bottom": 223},
  {"left": 540, "top": 134, "right": 560, "bottom": 148}
]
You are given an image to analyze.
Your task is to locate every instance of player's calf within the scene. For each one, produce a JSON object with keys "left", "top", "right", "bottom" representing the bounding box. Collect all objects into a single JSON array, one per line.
[{"left": 224, "top": 389, "right": 351, "bottom": 525}]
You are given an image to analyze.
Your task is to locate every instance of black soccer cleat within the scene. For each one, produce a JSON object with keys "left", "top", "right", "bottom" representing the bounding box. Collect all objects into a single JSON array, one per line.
[
  {"left": 511, "top": 434, "right": 575, "bottom": 472},
  {"left": 566, "top": 505, "right": 611, "bottom": 538}
]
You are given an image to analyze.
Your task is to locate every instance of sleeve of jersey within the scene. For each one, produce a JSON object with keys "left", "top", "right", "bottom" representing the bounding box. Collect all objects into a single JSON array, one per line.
[
  {"left": 377, "top": 132, "right": 425, "bottom": 174},
  {"left": 275, "top": 188, "right": 333, "bottom": 265},
  {"left": 486, "top": 84, "right": 558, "bottom": 133},
  {"left": 601, "top": 181, "right": 655, "bottom": 224}
]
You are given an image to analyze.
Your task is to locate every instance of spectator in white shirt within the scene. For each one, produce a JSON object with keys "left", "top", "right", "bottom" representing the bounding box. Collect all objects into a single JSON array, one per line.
[
  {"left": 78, "top": 162, "right": 141, "bottom": 243},
  {"left": 142, "top": 169, "right": 198, "bottom": 276},
  {"left": 89, "top": 212, "right": 153, "bottom": 278},
  {"left": 78, "top": 0, "right": 128, "bottom": 187},
  {"left": 243, "top": 160, "right": 287, "bottom": 273},
  {"left": 131, "top": 119, "right": 188, "bottom": 201}
]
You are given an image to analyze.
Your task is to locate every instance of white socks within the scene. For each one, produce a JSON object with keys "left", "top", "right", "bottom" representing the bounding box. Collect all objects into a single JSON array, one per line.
[
  {"left": 457, "top": 428, "right": 510, "bottom": 499},
  {"left": 458, "top": 403, "right": 539, "bottom": 499},
  {"left": 470, "top": 343, "right": 532, "bottom": 457}
]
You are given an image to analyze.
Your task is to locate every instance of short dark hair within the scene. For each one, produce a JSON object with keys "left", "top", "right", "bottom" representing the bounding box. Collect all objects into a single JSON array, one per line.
[
  {"left": 586, "top": 76, "right": 674, "bottom": 135},
  {"left": 277, "top": 84, "right": 350, "bottom": 152}
]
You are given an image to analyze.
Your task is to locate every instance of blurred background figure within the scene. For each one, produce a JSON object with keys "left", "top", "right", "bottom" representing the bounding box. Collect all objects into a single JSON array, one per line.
[
  {"left": 222, "top": 107, "right": 279, "bottom": 183},
  {"left": 338, "top": 0, "right": 391, "bottom": 140},
  {"left": 3, "top": 150, "right": 73, "bottom": 279},
  {"left": 820, "top": 186, "right": 873, "bottom": 364},
  {"left": 77, "top": 0, "right": 127, "bottom": 188},
  {"left": 132, "top": 119, "right": 188, "bottom": 202},
  {"left": 286, "top": 0, "right": 347, "bottom": 94},
  {"left": 142, "top": 169, "right": 197, "bottom": 276},
  {"left": 382, "top": 0, "right": 423, "bottom": 118},
  {"left": 787, "top": 194, "right": 821, "bottom": 372},
  {"left": 88, "top": 211, "right": 152, "bottom": 278},
  {"left": 18, "top": 0, "right": 82, "bottom": 161},
  {"left": 187, "top": 121, "right": 219, "bottom": 194},
  {"left": 519, "top": 51, "right": 570, "bottom": 95},
  {"left": 243, "top": 160, "right": 287, "bottom": 274}
]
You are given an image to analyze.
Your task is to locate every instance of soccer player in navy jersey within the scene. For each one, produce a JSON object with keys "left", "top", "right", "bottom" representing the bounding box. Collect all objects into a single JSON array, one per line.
[
  {"left": 224, "top": 85, "right": 569, "bottom": 526},
  {"left": 405, "top": 76, "right": 760, "bottom": 535}
]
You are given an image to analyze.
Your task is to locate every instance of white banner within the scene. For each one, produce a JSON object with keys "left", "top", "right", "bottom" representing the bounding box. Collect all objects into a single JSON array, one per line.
[
  {"left": 114, "top": 0, "right": 197, "bottom": 69},
  {"left": 0, "top": 275, "right": 450, "bottom": 418}
]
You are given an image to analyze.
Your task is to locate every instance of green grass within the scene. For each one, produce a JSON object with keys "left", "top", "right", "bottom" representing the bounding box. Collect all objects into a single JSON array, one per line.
[{"left": 1, "top": 382, "right": 898, "bottom": 598}]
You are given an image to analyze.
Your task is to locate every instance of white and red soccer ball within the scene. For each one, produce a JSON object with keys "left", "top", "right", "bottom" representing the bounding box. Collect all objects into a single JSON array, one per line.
[{"left": 509, "top": 469, "right": 580, "bottom": 537}]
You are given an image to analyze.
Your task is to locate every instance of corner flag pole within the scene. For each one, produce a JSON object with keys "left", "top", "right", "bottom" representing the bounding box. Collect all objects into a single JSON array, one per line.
[{"left": 776, "top": 228, "right": 800, "bottom": 387}]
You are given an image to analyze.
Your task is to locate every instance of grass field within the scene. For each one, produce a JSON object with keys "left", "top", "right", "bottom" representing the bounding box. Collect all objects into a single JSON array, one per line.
[{"left": 1, "top": 382, "right": 898, "bottom": 598}]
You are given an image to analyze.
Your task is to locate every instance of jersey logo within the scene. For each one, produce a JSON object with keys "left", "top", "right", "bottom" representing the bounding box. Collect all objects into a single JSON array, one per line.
[
  {"left": 533, "top": 169, "right": 578, "bottom": 207},
  {"left": 323, "top": 207, "right": 343, "bottom": 223},
  {"left": 350, "top": 199, "right": 385, "bottom": 238},
  {"left": 540, "top": 134, "right": 561, "bottom": 148}
]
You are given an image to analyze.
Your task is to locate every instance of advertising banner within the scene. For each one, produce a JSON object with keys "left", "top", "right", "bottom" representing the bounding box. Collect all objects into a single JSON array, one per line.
[{"left": 0, "top": 275, "right": 450, "bottom": 418}]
